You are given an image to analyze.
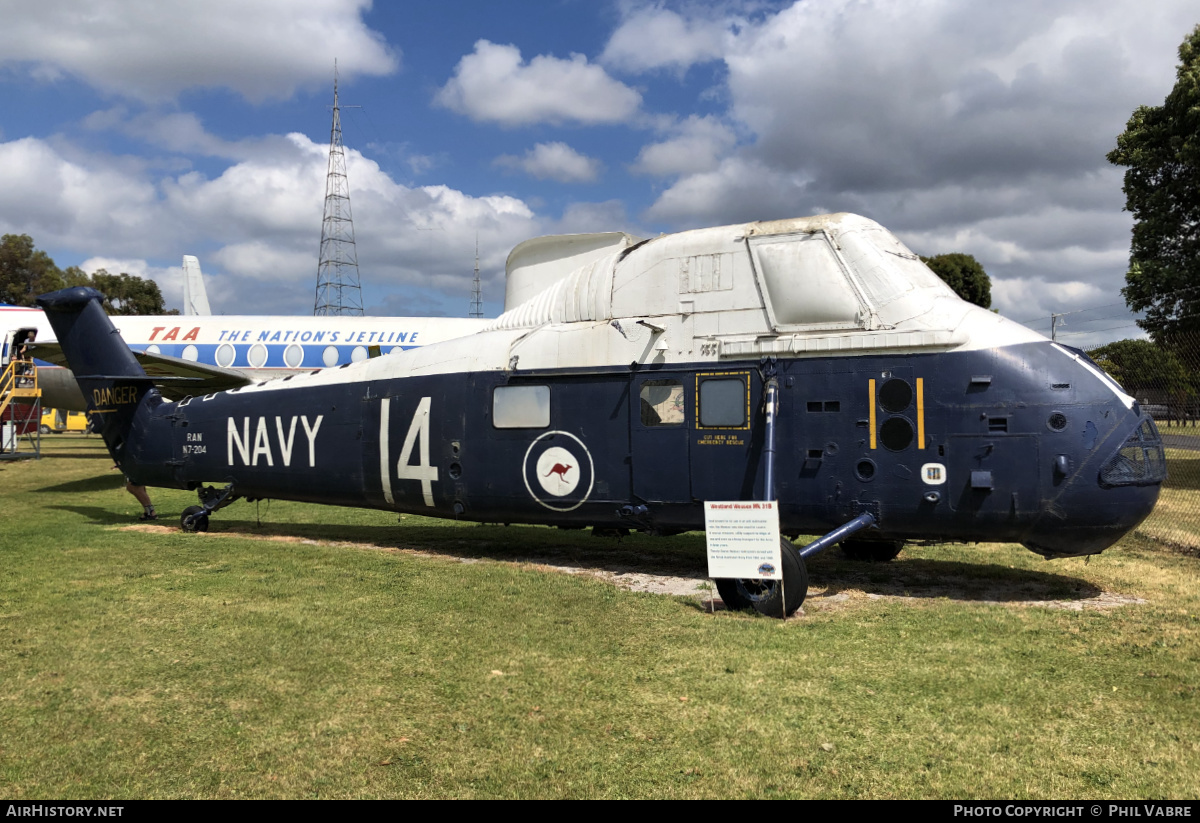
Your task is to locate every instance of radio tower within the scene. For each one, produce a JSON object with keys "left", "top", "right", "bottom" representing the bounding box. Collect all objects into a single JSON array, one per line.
[
  {"left": 469, "top": 235, "right": 484, "bottom": 318},
  {"left": 314, "top": 61, "right": 363, "bottom": 316}
]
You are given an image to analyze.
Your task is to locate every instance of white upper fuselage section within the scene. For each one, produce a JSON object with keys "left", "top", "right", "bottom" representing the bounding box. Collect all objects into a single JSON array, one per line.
[{"left": 224, "top": 213, "right": 1052, "bottom": 397}]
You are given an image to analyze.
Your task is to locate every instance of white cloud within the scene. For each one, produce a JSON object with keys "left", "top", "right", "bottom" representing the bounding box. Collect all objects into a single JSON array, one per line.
[
  {"left": 631, "top": 115, "right": 737, "bottom": 177},
  {"left": 0, "top": 137, "right": 162, "bottom": 248},
  {"left": 636, "top": 0, "right": 1198, "bottom": 340},
  {"left": 495, "top": 142, "right": 601, "bottom": 183},
  {"left": 645, "top": 155, "right": 813, "bottom": 224},
  {"left": 0, "top": 131, "right": 544, "bottom": 316},
  {"left": 601, "top": 5, "right": 729, "bottom": 74},
  {"left": 0, "top": 0, "right": 398, "bottom": 103},
  {"left": 435, "top": 40, "right": 642, "bottom": 126},
  {"left": 77, "top": 257, "right": 186, "bottom": 314},
  {"left": 991, "top": 276, "right": 1109, "bottom": 324},
  {"left": 552, "top": 200, "right": 635, "bottom": 235}
]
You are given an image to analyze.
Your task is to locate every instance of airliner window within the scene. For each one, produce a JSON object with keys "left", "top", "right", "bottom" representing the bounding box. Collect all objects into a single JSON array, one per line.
[
  {"left": 640, "top": 380, "right": 684, "bottom": 426},
  {"left": 699, "top": 377, "right": 748, "bottom": 428},
  {"left": 215, "top": 343, "right": 236, "bottom": 368},
  {"left": 493, "top": 385, "right": 550, "bottom": 429}
]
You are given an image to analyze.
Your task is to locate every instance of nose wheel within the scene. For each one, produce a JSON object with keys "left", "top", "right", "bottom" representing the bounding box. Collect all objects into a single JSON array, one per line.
[
  {"left": 715, "top": 538, "right": 808, "bottom": 617},
  {"left": 178, "top": 483, "right": 239, "bottom": 533},
  {"left": 180, "top": 505, "right": 209, "bottom": 533}
]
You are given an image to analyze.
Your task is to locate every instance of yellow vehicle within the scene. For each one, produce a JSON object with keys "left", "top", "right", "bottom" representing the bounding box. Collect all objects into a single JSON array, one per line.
[{"left": 39, "top": 408, "right": 91, "bottom": 434}]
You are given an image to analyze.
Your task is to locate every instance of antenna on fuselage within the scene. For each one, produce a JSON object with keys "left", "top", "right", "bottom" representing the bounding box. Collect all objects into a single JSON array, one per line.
[{"left": 314, "top": 59, "right": 364, "bottom": 316}]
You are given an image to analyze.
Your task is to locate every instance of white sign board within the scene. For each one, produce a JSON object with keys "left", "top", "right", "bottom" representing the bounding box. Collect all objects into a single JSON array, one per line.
[{"left": 704, "top": 501, "right": 782, "bottom": 580}]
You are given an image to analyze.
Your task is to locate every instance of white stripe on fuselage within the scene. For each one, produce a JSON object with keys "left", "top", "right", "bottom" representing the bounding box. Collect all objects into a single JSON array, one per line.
[{"left": 2, "top": 304, "right": 488, "bottom": 375}]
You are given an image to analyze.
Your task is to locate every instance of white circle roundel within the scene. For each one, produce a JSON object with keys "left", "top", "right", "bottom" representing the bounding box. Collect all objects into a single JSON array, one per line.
[
  {"left": 536, "top": 447, "right": 580, "bottom": 497},
  {"left": 522, "top": 431, "right": 595, "bottom": 512}
]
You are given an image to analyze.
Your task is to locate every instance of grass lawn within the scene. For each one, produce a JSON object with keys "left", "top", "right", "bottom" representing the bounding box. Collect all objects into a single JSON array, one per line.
[{"left": 1, "top": 437, "right": 1198, "bottom": 798}]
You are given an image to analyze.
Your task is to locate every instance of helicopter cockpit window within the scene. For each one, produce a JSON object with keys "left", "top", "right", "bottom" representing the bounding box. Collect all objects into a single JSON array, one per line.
[
  {"left": 698, "top": 376, "right": 748, "bottom": 428},
  {"left": 748, "top": 233, "right": 864, "bottom": 330},
  {"left": 640, "top": 380, "right": 685, "bottom": 426},
  {"left": 837, "top": 226, "right": 956, "bottom": 308},
  {"left": 493, "top": 385, "right": 550, "bottom": 429}
]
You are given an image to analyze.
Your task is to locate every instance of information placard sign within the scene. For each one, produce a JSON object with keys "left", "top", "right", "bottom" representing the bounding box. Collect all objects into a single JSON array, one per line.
[{"left": 704, "top": 501, "right": 782, "bottom": 580}]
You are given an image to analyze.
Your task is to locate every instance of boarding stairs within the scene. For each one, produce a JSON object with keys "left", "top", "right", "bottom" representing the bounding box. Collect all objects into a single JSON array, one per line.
[{"left": 0, "top": 357, "right": 42, "bottom": 458}]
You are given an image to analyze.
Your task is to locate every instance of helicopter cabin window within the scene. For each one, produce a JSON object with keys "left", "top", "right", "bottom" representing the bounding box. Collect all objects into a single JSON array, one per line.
[
  {"left": 748, "top": 232, "right": 864, "bottom": 330},
  {"left": 493, "top": 385, "right": 550, "bottom": 429},
  {"left": 697, "top": 375, "right": 749, "bottom": 428},
  {"left": 640, "top": 380, "right": 685, "bottom": 426}
]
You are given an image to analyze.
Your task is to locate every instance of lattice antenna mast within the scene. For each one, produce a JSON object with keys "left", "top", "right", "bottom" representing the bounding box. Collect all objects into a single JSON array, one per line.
[
  {"left": 469, "top": 234, "right": 484, "bottom": 318},
  {"left": 314, "top": 60, "right": 364, "bottom": 316}
]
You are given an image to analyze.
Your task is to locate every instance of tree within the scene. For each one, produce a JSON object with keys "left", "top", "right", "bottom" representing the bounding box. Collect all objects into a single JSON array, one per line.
[
  {"left": 1108, "top": 24, "right": 1200, "bottom": 344},
  {"left": 0, "top": 234, "right": 174, "bottom": 314},
  {"left": 0, "top": 234, "right": 68, "bottom": 305},
  {"left": 88, "top": 269, "right": 175, "bottom": 315},
  {"left": 1089, "top": 339, "right": 1192, "bottom": 396},
  {"left": 919, "top": 253, "right": 991, "bottom": 308}
]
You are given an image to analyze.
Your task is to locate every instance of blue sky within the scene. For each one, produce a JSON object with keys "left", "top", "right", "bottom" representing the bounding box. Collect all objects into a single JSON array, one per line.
[{"left": 0, "top": 0, "right": 1196, "bottom": 343}]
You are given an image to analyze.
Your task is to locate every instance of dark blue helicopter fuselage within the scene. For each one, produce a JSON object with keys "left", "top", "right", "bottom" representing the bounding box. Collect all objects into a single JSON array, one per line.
[{"left": 111, "top": 337, "right": 1163, "bottom": 559}]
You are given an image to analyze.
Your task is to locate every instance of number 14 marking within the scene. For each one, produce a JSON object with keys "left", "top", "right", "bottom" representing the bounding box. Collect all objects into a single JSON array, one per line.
[{"left": 379, "top": 396, "right": 438, "bottom": 507}]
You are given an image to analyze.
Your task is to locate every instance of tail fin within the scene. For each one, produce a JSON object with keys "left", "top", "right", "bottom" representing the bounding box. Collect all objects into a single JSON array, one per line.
[
  {"left": 36, "top": 287, "right": 162, "bottom": 467},
  {"left": 182, "top": 255, "right": 212, "bottom": 316}
]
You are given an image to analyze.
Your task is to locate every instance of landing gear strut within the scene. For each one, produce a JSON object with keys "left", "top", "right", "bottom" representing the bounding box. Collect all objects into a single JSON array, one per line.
[{"left": 179, "top": 483, "right": 239, "bottom": 533}]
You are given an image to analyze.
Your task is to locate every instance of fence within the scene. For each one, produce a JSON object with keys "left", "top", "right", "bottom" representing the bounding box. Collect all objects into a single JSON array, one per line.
[{"left": 1025, "top": 304, "right": 1200, "bottom": 555}]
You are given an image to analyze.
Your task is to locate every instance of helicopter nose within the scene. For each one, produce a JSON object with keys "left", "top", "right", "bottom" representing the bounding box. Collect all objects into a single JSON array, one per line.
[{"left": 1022, "top": 412, "right": 1165, "bottom": 558}]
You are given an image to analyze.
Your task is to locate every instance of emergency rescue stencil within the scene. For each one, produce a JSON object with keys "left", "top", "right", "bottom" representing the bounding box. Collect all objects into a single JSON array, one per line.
[{"left": 523, "top": 431, "right": 594, "bottom": 511}]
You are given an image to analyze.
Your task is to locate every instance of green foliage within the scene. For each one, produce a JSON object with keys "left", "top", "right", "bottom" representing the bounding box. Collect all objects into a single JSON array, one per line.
[
  {"left": 1108, "top": 24, "right": 1200, "bottom": 343},
  {"left": 0, "top": 234, "right": 174, "bottom": 314},
  {"left": 0, "top": 234, "right": 68, "bottom": 304},
  {"left": 1088, "top": 338, "right": 1193, "bottom": 396},
  {"left": 89, "top": 268, "right": 176, "bottom": 316},
  {"left": 919, "top": 253, "right": 991, "bottom": 308}
]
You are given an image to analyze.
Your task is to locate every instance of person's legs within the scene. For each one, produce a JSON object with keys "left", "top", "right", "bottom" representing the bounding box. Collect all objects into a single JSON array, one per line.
[{"left": 126, "top": 480, "right": 157, "bottom": 520}]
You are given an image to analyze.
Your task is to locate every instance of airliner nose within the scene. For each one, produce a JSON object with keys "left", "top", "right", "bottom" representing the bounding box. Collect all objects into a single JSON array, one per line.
[{"left": 1022, "top": 413, "right": 1165, "bottom": 557}]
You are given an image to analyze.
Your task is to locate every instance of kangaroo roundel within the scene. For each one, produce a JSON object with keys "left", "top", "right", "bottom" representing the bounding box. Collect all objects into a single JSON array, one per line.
[
  {"left": 523, "top": 432, "right": 594, "bottom": 512},
  {"left": 537, "top": 447, "right": 579, "bottom": 496}
]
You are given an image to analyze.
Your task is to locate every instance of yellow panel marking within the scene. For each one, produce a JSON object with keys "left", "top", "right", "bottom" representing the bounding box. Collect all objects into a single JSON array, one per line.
[
  {"left": 868, "top": 379, "right": 877, "bottom": 450},
  {"left": 916, "top": 377, "right": 925, "bottom": 449}
]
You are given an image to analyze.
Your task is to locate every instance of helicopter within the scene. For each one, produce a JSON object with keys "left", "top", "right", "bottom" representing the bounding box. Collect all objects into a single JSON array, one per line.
[{"left": 37, "top": 212, "right": 1166, "bottom": 617}]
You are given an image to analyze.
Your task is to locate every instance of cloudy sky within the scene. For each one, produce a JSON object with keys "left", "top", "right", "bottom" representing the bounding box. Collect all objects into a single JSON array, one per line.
[{"left": 0, "top": 0, "right": 1195, "bottom": 342}]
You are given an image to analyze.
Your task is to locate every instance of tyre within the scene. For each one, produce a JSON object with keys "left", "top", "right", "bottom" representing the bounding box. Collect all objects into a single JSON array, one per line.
[
  {"left": 180, "top": 505, "right": 209, "bottom": 533},
  {"left": 840, "top": 538, "right": 903, "bottom": 562},
  {"left": 715, "top": 538, "right": 808, "bottom": 617},
  {"left": 39, "top": 424, "right": 50, "bottom": 434}
]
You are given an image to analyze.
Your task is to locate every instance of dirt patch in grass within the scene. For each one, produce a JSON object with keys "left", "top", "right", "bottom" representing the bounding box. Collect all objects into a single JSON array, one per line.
[{"left": 120, "top": 524, "right": 1144, "bottom": 614}]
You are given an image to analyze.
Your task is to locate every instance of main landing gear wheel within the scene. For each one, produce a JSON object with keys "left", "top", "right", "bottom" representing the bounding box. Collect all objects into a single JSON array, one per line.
[
  {"left": 180, "top": 505, "right": 209, "bottom": 533},
  {"left": 840, "top": 538, "right": 903, "bottom": 562},
  {"left": 715, "top": 537, "right": 808, "bottom": 618}
]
